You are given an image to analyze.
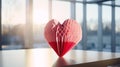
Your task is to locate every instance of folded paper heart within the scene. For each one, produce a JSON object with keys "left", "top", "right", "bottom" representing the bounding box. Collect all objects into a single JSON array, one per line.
[{"left": 44, "top": 19, "right": 82, "bottom": 57}]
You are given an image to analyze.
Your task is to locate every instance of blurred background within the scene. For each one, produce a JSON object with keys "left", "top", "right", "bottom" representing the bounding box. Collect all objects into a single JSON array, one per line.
[{"left": 0, "top": 0, "right": 120, "bottom": 52}]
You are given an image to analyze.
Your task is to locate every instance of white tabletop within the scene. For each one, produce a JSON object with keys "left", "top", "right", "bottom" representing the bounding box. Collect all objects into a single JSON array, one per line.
[{"left": 0, "top": 48, "right": 120, "bottom": 67}]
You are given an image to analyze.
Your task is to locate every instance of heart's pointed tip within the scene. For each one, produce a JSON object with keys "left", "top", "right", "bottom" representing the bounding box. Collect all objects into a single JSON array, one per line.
[{"left": 58, "top": 55, "right": 64, "bottom": 58}]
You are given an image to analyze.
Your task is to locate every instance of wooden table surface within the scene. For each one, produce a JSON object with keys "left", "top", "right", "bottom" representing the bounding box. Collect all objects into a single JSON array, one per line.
[{"left": 0, "top": 48, "right": 120, "bottom": 67}]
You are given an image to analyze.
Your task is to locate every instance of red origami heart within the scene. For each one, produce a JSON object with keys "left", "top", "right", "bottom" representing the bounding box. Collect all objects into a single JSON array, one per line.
[{"left": 44, "top": 19, "right": 82, "bottom": 57}]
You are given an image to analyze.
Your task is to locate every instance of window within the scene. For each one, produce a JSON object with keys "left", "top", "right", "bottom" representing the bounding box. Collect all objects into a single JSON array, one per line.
[
  {"left": 2, "top": 0, "right": 26, "bottom": 49},
  {"left": 102, "top": 6, "right": 111, "bottom": 52},
  {"left": 75, "top": 3, "right": 83, "bottom": 49},
  {"left": 52, "top": 1, "right": 70, "bottom": 23},
  {"left": 115, "top": 7, "right": 120, "bottom": 52},
  {"left": 33, "top": 0, "right": 49, "bottom": 48},
  {"left": 87, "top": 4, "right": 98, "bottom": 50},
  {"left": 76, "top": 3, "right": 83, "bottom": 24}
]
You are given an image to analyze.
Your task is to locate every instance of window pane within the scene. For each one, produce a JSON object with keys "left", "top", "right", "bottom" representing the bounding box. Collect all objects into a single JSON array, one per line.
[
  {"left": 33, "top": 0, "right": 49, "bottom": 48},
  {"left": 75, "top": 3, "right": 83, "bottom": 49},
  {"left": 52, "top": 1, "right": 70, "bottom": 23},
  {"left": 103, "top": 1, "right": 112, "bottom": 5},
  {"left": 87, "top": 4, "right": 98, "bottom": 50},
  {"left": 76, "top": 3, "right": 83, "bottom": 24},
  {"left": 115, "top": 0, "right": 120, "bottom": 5},
  {"left": 102, "top": 6, "right": 111, "bottom": 52},
  {"left": 115, "top": 7, "right": 120, "bottom": 52},
  {"left": 2, "top": 0, "right": 26, "bottom": 50}
]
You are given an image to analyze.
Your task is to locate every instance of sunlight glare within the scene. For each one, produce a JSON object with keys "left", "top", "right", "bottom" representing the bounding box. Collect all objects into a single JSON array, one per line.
[{"left": 33, "top": 10, "right": 48, "bottom": 24}]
